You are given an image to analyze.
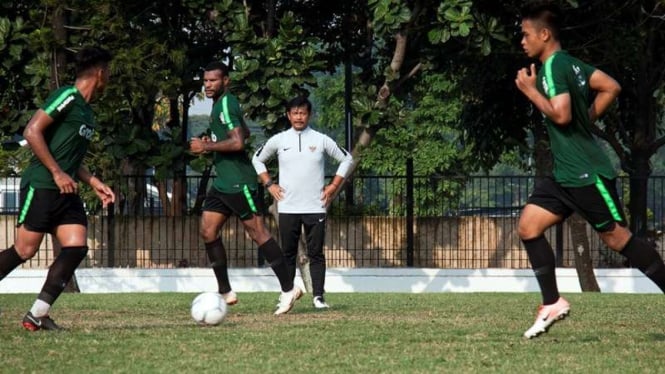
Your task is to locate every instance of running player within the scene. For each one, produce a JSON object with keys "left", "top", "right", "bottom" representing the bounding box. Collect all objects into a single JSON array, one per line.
[{"left": 515, "top": 1, "right": 665, "bottom": 338}]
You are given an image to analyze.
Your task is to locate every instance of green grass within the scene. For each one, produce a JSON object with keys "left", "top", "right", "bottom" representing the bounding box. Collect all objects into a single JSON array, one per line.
[{"left": 1, "top": 292, "right": 665, "bottom": 373}]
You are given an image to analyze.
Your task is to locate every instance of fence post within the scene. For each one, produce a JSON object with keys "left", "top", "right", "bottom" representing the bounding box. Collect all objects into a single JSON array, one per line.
[
  {"left": 107, "top": 202, "right": 115, "bottom": 267},
  {"left": 555, "top": 222, "right": 563, "bottom": 267},
  {"left": 257, "top": 184, "right": 266, "bottom": 267},
  {"left": 406, "top": 158, "right": 414, "bottom": 267}
]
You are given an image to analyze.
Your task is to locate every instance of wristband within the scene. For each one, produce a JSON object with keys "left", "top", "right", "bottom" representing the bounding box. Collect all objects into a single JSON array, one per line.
[{"left": 264, "top": 180, "right": 274, "bottom": 188}]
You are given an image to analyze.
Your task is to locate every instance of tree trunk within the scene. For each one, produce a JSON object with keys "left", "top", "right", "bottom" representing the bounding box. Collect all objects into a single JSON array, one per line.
[
  {"left": 49, "top": 6, "right": 67, "bottom": 90},
  {"left": 568, "top": 214, "right": 600, "bottom": 292},
  {"left": 296, "top": 230, "right": 312, "bottom": 293},
  {"left": 627, "top": 153, "right": 651, "bottom": 236}
]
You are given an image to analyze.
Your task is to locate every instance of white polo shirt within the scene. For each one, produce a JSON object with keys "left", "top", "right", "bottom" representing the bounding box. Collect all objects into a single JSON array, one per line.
[{"left": 252, "top": 126, "right": 353, "bottom": 214}]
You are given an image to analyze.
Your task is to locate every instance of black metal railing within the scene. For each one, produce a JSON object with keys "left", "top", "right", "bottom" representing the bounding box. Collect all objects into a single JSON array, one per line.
[{"left": 1, "top": 172, "right": 664, "bottom": 269}]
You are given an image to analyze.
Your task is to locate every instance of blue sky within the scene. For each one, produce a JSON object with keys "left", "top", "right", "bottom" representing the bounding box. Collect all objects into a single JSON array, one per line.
[{"left": 189, "top": 97, "right": 212, "bottom": 116}]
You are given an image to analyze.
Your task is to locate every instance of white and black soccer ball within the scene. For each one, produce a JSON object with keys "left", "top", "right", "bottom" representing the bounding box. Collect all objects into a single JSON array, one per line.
[{"left": 191, "top": 292, "right": 227, "bottom": 325}]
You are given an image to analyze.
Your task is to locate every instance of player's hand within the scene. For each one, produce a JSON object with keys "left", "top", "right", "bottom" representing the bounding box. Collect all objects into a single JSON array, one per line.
[
  {"left": 189, "top": 137, "right": 211, "bottom": 155},
  {"left": 53, "top": 170, "right": 78, "bottom": 194},
  {"left": 267, "top": 184, "right": 284, "bottom": 201},
  {"left": 515, "top": 63, "right": 537, "bottom": 93},
  {"left": 320, "top": 184, "right": 337, "bottom": 208},
  {"left": 90, "top": 177, "right": 116, "bottom": 208}
]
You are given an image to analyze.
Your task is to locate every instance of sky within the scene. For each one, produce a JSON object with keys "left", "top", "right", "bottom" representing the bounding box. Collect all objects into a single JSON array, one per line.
[{"left": 189, "top": 96, "right": 212, "bottom": 116}]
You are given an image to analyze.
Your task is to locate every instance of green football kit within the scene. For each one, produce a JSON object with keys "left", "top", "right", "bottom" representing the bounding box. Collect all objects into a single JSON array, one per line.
[
  {"left": 21, "top": 86, "right": 94, "bottom": 189},
  {"left": 208, "top": 92, "right": 257, "bottom": 194},
  {"left": 536, "top": 50, "right": 616, "bottom": 187},
  {"left": 528, "top": 50, "right": 626, "bottom": 231}
]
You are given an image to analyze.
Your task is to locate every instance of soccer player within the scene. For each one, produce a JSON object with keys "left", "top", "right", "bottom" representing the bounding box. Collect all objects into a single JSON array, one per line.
[
  {"left": 252, "top": 96, "right": 353, "bottom": 309},
  {"left": 189, "top": 62, "right": 302, "bottom": 315},
  {"left": 0, "top": 47, "right": 115, "bottom": 331},
  {"left": 515, "top": 1, "right": 665, "bottom": 338}
]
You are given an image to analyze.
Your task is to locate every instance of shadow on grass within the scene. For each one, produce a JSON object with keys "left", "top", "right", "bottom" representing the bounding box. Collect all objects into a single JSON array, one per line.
[{"left": 648, "top": 333, "right": 665, "bottom": 341}]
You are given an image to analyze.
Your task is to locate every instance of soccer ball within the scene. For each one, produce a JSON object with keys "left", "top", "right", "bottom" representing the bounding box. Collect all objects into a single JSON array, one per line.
[{"left": 191, "top": 292, "right": 227, "bottom": 325}]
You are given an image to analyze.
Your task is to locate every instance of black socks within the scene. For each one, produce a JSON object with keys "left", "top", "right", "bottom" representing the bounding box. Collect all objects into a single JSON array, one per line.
[
  {"left": 522, "top": 235, "right": 560, "bottom": 305},
  {"left": 620, "top": 235, "right": 665, "bottom": 293},
  {"left": 38, "top": 246, "right": 88, "bottom": 305},
  {"left": 205, "top": 238, "right": 232, "bottom": 294},
  {"left": 0, "top": 246, "right": 27, "bottom": 281},
  {"left": 259, "top": 238, "right": 294, "bottom": 292}
]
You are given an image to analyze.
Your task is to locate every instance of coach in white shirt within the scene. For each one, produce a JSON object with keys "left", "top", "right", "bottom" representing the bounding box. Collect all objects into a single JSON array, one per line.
[{"left": 252, "top": 96, "right": 353, "bottom": 309}]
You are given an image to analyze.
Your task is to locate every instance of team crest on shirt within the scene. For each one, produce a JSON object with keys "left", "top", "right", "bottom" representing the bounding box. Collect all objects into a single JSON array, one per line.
[
  {"left": 78, "top": 124, "right": 95, "bottom": 140},
  {"left": 572, "top": 64, "right": 587, "bottom": 88},
  {"left": 309, "top": 146, "right": 317, "bottom": 152},
  {"left": 211, "top": 133, "right": 218, "bottom": 142}
]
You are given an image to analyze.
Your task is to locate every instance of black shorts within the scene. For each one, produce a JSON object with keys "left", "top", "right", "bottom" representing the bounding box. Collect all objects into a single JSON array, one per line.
[
  {"left": 526, "top": 176, "right": 627, "bottom": 232},
  {"left": 202, "top": 186, "right": 263, "bottom": 220},
  {"left": 18, "top": 186, "right": 87, "bottom": 233}
]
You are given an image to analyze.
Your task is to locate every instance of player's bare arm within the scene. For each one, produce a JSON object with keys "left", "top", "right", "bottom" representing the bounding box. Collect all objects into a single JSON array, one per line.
[
  {"left": 23, "top": 109, "right": 77, "bottom": 194},
  {"left": 190, "top": 127, "right": 245, "bottom": 155},
  {"left": 257, "top": 171, "right": 284, "bottom": 201},
  {"left": 321, "top": 175, "right": 344, "bottom": 207},
  {"left": 515, "top": 63, "right": 572, "bottom": 126},
  {"left": 587, "top": 69, "right": 621, "bottom": 123},
  {"left": 77, "top": 167, "right": 115, "bottom": 207}
]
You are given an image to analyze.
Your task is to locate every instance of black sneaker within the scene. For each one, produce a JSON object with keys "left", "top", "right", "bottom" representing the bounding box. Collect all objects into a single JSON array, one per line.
[{"left": 22, "top": 312, "right": 63, "bottom": 331}]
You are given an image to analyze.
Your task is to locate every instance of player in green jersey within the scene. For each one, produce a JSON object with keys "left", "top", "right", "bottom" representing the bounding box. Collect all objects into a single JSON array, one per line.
[
  {"left": 189, "top": 62, "right": 302, "bottom": 315},
  {"left": 515, "top": 2, "right": 665, "bottom": 339},
  {"left": 0, "top": 47, "right": 115, "bottom": 331}
]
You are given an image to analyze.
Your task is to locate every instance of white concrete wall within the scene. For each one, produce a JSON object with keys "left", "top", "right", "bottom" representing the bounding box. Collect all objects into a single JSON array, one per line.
[{"left": 0, "top": 268, "right": 660, "bottom": 294}]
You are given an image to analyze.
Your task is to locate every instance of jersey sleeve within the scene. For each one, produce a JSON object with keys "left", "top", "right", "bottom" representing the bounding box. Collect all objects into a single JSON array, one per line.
[
  {"left": 322, "top": 135, "right": 353, "bottom": 178},
  {"left": 579, "top": 60, "right": 597, "bottom": 81},
  {"left": 219, "top": 95, "right": 244, "bottom": 131},
  {"left": 41, "top": 86, "right": 78, "bottom": 120},
  {"left": 251, "top": 134, "right": 279, "bottom": 175},
  {"left": 542, "top": 55, "right": 572, "bottom": 98}
]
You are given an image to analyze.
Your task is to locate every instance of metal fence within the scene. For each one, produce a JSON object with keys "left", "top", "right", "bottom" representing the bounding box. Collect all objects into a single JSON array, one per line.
[{"left": 2, "top": 170, "right": 665, "bottom": 269}]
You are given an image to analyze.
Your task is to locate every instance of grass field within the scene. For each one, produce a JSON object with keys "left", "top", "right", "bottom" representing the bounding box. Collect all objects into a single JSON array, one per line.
[{"left": 1, "top": 292, "right": 664, "bottom": 373}]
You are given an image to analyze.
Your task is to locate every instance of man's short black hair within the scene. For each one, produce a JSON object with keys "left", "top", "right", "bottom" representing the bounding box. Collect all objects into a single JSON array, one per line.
[
  {"left": 75, "top": 47, "right": 112, "bottom": 76},
  {"left": 204, "top": 61, "right": 229, "bottom": 77},
  {"left": 521, "top": 1, "right": 563, "bottom": 40},
  {"left": 286, "top": 96, "right": 312, "bottom": 113}
]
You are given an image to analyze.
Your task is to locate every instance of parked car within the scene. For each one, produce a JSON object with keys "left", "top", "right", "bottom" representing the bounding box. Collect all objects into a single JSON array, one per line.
[{"left": 0, "top": 178, "right": 20, "bottom": 214}]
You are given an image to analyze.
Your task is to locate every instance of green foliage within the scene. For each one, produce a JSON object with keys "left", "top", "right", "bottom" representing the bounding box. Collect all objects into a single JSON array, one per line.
[
  {"left": 2, "top": 0, "right": 662, "bottom": 225},
  {"left": 0, "top": 13, "right": 49, "bottom": 135},
  {"left": 368, "top": 0, "right": 411, "bottom": 35},
  {"left": 231, "top": 11, "right": 326, "bottom": 133}
]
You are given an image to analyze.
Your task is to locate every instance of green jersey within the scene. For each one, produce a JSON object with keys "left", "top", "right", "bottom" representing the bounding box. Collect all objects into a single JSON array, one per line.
[
  {"left": 537, "top": 50, "right": 616, "bottom": 187},
  {"left": 209, "top": 92, "right": 257, "bottom": 193},
  {"left": 21, "top": 86, "right": 95, "bottom": 189}
]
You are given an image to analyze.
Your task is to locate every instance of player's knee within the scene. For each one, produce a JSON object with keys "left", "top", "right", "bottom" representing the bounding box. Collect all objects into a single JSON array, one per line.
[
  {"left": 600, "top": 227, "right": 631, "bottom": 251},
  {"left": 199, "top": 226, "right": 216, "bottom": 242},
  {"left": 243, "top": 220, "right": 269, "bottom": 243},
  {"left": 518, "top": 223, "right": 539, "bottom": 241},
  {"left": 14, "top": 245, "right": 38, "bottom": 261}
]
